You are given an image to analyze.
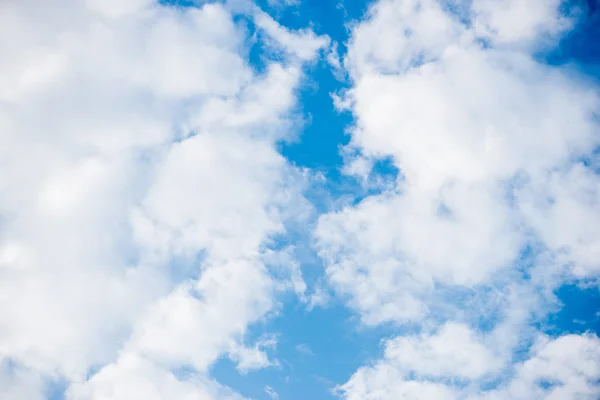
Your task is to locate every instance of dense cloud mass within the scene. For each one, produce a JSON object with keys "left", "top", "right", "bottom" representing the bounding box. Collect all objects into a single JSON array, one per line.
[
  {"left": 0, "top": 0, "right": 327, "bottom": 398},
  {"left": 316, "top": 0, "right": 600, "bottom": 398},
  {"left": 0, "top": 0, "right": 599, "bottom": 399}
]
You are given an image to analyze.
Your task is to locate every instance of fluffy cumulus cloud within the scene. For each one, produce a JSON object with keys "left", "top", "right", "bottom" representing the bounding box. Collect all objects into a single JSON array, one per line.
[
  {"left": 266, "top": 0, "right": 300, "bottom": 8},
  {"left": 340, "top": 332, "right": 600, "bottom": 400},
  {"left": 0, "top": 0, "right": 327, "bottom": 398},
  {"left": 316, "top": 0, "right": 600, "bottom": 398}
]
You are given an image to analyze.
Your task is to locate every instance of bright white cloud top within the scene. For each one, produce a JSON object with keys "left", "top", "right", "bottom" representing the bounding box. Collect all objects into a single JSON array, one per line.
[{"left": 0, "top": 0, "right": 599, "bottom": 399}]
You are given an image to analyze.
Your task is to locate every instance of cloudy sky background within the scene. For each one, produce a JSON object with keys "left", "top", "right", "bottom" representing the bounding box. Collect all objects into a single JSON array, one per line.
[{"left": 0, "top": 0, "right": 599, "bottom": 399}]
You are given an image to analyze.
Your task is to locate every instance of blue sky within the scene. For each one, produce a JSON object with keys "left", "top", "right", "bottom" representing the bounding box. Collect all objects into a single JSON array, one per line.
[{"left": 1, "top": 0, "right": 599, "bottom": 399}]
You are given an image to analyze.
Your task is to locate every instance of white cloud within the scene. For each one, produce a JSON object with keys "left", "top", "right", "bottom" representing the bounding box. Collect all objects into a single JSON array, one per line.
[
  {"left": 473, "top": 334, "right": 600, "bottom": 400},
  {"left": 318, "top": 0, "right": 600, "bottom": 398},
  {"left": 382, "top": 322, "right": 502, "bottom": 380},
  {"left": 67, "top": 353, "right": 246, "bottom": 400},
  {"left": 0, "top": 0, "right": 327, "bottom": 398},
  {"left": 327, "top": 42, "right": 345, "bottom": 81},
  {"left": 266, "top": 0, "right": 300, "bottom": 8},
  {"left": 253, "top": 8, "right": 330, "bottom": 62},
  {"left": 344, "top": 0, "right": 465, "bottom": 77},
  {"left": 264, "top": 385, "right": 280, "bottom": 400},
  {"left": 228, "top": 335, "right": 279, "bottom": 373},
  {"left": 339, "top": 323, "right": 502, "bottom": 399},
  {"left": 85, "top": 0, "right": 155, "bottom": 19},
  {"left": 317, "top": 0, "right": 600, "bottom": 323},
  {"left": 0, "top": 361, "right": 46, "bottom": 400},
  {"left": 517, "top": 164, "right": 600, "bottom": 279},
  {"left": 471, "top": 0, "right": 576, "bottom": 47},
  {"left": 340, "top": 333, "right": 600, "bottom": 400},
  {"left": 340, "top": 364, "right": 459, "bottom": 400},
  {"left": 295, "top": 343, "right": 315, "bottom": 356},
  {"left": 315, "top": 183, "right": 525, "bottom": 325}
]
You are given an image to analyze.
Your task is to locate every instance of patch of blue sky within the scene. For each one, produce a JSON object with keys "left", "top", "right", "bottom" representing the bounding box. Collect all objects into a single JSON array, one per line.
[
  {"left": 210, "top": 301, "right": 402, "bottom": 400},
  {"left": 266, "top": 0, "right": 356, "bottom": 173},
  {"left": 544, "top": 0, "right": 600, "bottom": 70},
  {"left": 544, "top": 284, "right": 600, "bottom": 336},
  {"left": 47, "top": 379, "right": 68, "bottom": 400},
  {"left": 580, "top": 146, "right": 600, "bottom": 174},
  {"left": 232, "top": 4, "right": 409, "bottom": 397}
]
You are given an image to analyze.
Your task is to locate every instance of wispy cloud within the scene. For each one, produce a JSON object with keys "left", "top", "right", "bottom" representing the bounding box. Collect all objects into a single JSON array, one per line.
[
  {"left": 295, "top": 343, "right": 315, "bottom": 356},
  {"left": 265, "top": 385, "right": 280, "bottom": 400}
]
